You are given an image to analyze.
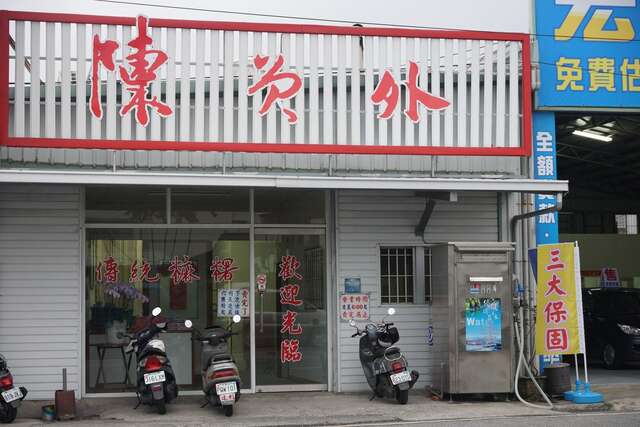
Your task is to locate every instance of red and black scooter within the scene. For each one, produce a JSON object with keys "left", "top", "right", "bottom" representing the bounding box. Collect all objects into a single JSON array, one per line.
[{"left": 0, "top": 354, "right": 28, "bottom": 424}]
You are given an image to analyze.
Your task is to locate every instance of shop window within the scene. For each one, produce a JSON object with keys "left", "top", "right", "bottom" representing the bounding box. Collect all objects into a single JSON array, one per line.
[
  {"left": 615, "top": 214, "right": 638, "bottom": 235},
  {"left": 86, "top": 186, "right": 166, "bottom": 224},
  {"left": 380, "top": 246, "right": 432, "bottom": 304},
  {"left": 254, "top": 189, "right": 325, "bottom": 224},
  {"left": 170, "top": 187, "right": 249, "bottom": 224},
  {"left": 85, "top": 228, "right": 250, "bottom": 393}
]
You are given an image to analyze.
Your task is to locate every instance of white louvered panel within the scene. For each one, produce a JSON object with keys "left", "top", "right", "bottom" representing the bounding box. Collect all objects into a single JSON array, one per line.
[
  {"left": 266, "top": 33, "right": 277, "bottom": 143},
  {"left": 405, "top": 38, "right": 416, "bottom": 147},
  {"left": 180, "top": 28, "right": 191, "bottom": 142},
  {"left": 295, "top": 34, "right": 305, "bottom": 144},
  {"left": 106, "top": 25, "right": 117, "bottom": 140},
  {"left": 14, "top": 21, "right": 25, "bottom": 137},
  {"left": 280, "top": 34, "right": 291, "bottom": 144},
  {"left": 165, "top": 28, "right": 176, "bottom": 141},
  {"left": 418, "top": 38, "right": 428, "bottom": 147},
  {"left": 364, "top": 36, "right": 374, "bottom": 146},
  {"left": 351, "top": 35, "right": 361, "bottom": 146},
  {"left": 482, "top": 41, "right": 494, "bottom": 148},
  {"left": 495, "top": 42, "right": 506, "bottom": 148},
  {"left": 75, "top": 24, "right": 86, "bottom": 139},
  {"left": 251, "top": 32, "right": 262, "bottom": 143},
  {"left": 322, "top": 34, "right": 333, "bottom": 145},
  {"left": 470, "top": 40, "right": 480, "bottom": 147},
  {"left": 456, "top": 40, "right": 467, "bottom": 148},
  {"left": 443, "top": 39, "right": 454, "bottom": 147},
  {"left": 60, "top": 24, "right": 71, "bottom": 139},
  {"left": 90, "top": 24, "right": 101, "bottom": 139},
  {"left": 308, "top": 34, "right": 319, "bottom": 145},
  {"left": 208, "top": 29, "right": 219, "bottom": 141},
  {"left": 30, "top": 22, "right": 40, "bottom": 138},
  {"left": 391, "top": 37, "right": 401, "bottom": 146},
  {"left": 336, "top": 36, "right": 347, "bottom": 145},
  {"left": 237, "top": 31, "right": 248, "bottom": 143},
  {"left": 508, "top": 42, "right": 519, "bottom": 148},
  {"left": 377, "top": 37, "right": 387, "bottom": 148},
  {"left": 194, "top": 29, "right": 205, "bottom": 142},
  {"left": 430, "top": 39, "right": 440, "bottom": 147},
  {"left": 45, "top": 22, "right": 56, "bottom": 138},
  {"left": 149, "top": 27, "right": 161, "bottom": 141},
  {"left": 118, "top": 26, "right": 133, "bottom": 140}
]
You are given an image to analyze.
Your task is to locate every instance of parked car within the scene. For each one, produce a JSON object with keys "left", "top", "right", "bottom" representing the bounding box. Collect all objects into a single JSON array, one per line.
[{"left": 583, "top": 287, "right": 640, "bottom": 369}]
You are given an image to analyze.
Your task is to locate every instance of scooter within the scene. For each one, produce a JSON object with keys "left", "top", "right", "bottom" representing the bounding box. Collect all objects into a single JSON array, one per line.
[
  {"left": 122, "top": 307, "right": 184, "bottom": 414},
  {"left": 188, "top": 314, "right": 242, "bottom": 417},
  {"left": 349, "top": 307, "right": 419, "bottom": 404},
  {"left": 0, "top": 354, "right": 28, "bottom": 424}
]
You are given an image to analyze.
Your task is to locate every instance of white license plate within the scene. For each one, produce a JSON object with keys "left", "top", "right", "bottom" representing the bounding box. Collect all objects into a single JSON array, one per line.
[
  {"left": 219, "top": 393, "right": 235, "bottom": 404},
  {"left": 1, "top": 387, "right": 22, "bottom": 403},
  {"left": 390, "top": 371, "right": 411, "bottom": 385},
  {"left": 216, "top": 381, "right": 237, "bottom": 395},
  {"left": 144, "top": 371, "right": 166, "bottom": 385}
]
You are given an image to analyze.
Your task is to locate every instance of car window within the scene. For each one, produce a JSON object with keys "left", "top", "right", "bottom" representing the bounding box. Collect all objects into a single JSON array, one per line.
[{"left": 612, "top": 293, "right": 640, "bottom": 315}]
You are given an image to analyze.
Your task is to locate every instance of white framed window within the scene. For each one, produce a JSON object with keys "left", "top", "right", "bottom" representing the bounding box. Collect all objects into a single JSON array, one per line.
[{"left": 380, "top": 246, "right": 432, "bottom": 304}]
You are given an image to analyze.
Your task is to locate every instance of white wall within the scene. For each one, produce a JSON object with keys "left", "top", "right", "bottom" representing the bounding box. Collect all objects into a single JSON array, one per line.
[
  {"left": 0, "top": 184, "right": 82, "bottom": 399},
  {"left": 336, "top": 190, "right": 498, "bottom": 391}
]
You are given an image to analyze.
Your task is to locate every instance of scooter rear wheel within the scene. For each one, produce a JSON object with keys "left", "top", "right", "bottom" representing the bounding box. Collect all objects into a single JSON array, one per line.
[
  {"left": 0, "top": 403, "right": 17, "bottom": 424},
  {"left": 395, "top": 389, "right": 409, "bottom": 405},
  {"left": 156, "top": 400, "right": 166, "bottom": 415},
  {"left": 224, "top": 405, "right": 234, "bottom": 417}
]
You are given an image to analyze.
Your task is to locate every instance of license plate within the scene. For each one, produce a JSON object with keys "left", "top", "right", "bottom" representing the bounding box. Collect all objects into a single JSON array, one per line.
[
  {"left": 390, "top": 371, "right": 411, "bottom": 385},
  {"left": 1, "top": 387, "right": 23, "bottom": 403},
  {"left": 216, "top": 381, "right": 237, "bottom": 395},
  {"left": 144, "top": 371, "right": 166, "bottom": 385},
  {"left": 219, "top": 393, "right": 235, "bottom": 404}
]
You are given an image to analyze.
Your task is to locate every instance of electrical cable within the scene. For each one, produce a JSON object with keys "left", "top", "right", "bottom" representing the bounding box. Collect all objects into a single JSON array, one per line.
[
  {"left": 94, "top": 0, "right": 640, "bottom": 43},
  {"left": 514, "top": 306, "right": 553, "bottom": 410}
]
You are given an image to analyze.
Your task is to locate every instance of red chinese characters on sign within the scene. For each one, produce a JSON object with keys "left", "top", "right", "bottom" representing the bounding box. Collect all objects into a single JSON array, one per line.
[
  {"left": 544, "top": 300, "right": 568, "bottom": 324},
  {"left": 279, "top": 255, "right": 303, "bottom": 363},
  {"left": 90, "top": 15, "right": 173, "bottom": 126},
  {"left": 210, "top": 257, "right": 239, "bottom": 283},
  {"left": 248, "top": 54, "right": 303, "bottom": 124},
  {"left": 168, "top": 255, "right": 200, "bottom": 286},
  {"left": 90, "top": 37, "right": 119, "bottom": 119},
  {"left": 280, "top": 339, "right": 302, "bottom": 363},
  {"left": 95, "top": 256, "right": 120, "bottom": 283},
  {"left": 280, "top": 310, "right": 303, "bottom": 335},
  {"left": 279, "top": 284, "right": 303, "bottom": 306},
  {"left": 546, "top": 328, "right": 569, "bottom": 352},
  {"left": 129, "top": 259, "right": 160, "bottom": 283},
  {"left": 278, "top": 255, "right": 303, "bottom": 281},
  {"left": 371, "top": 61, "right": 450, "bottom": 123}
]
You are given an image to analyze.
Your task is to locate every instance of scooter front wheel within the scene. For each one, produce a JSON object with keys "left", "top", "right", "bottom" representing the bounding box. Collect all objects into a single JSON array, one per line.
[
  {"left": 0, "top": 402, "right": 17, "bottom": 424},
  {"left": 224, "top": 405, "right": 234, "bottom": 417},
  {"left": 395, "top": 389, "right": 409, "bottom": 405}
]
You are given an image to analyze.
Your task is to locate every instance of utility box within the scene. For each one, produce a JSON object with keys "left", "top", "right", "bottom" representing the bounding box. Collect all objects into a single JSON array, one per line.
[{"left": 431, "top": 242, "right": 514, "bottom": 395}]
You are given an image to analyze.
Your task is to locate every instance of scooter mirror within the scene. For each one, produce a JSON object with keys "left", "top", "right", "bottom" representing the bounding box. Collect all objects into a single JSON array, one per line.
[
  {"left": 387, "top": 307, "right": 396, "bottom": 316},
  {"left": 349, "top": 319, "right": 356, "bottom": 327},
  {"left": 232, "top": 314, "right": 241, "bottom": 324},
  {"left": 151, "top": 307, "right": 162, "bottom": 316},
  {"left": 184, "top": 320, "right": 193, "bottom": 328}
]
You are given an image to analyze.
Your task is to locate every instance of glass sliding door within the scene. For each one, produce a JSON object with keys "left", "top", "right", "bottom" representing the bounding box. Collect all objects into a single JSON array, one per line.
[{"left": 254, "top": 229, "right": 327, "bottom": 390}]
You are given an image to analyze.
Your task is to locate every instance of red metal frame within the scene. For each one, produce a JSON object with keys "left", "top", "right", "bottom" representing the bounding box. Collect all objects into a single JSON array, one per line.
[{"left": 1, "top": 10, "right": 532, "bottom": 157}]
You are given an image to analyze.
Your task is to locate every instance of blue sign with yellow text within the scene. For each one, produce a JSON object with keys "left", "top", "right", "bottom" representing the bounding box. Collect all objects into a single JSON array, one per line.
[{"left": 536, "top": 0, "right": 640, "bottom": 109}]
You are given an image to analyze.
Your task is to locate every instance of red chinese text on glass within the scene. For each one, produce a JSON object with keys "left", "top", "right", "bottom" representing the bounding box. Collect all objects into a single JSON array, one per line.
[{"left": 210, "top": 257, "right": 239, "bottom": 283}]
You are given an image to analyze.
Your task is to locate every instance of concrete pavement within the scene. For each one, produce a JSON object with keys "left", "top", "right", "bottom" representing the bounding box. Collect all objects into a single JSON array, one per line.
[{"left": 8, "top": 381, "right": 640, "bottom": 427}]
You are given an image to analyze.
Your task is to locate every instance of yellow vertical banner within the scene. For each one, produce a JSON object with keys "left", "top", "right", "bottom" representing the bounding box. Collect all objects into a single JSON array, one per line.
[{"left": 535, "top": 242, "right": 585, "bottom": 355}]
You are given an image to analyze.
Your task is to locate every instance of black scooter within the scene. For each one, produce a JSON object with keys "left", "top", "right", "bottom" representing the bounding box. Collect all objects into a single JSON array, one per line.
[
  {"left": 349, "top": 307, "right": 419, "bottom": 404},
  {"left": 0, "top": 354, "right": 27, "bottom": 424},
  {"left": 122, "top": 307, "right": 182, "bottom": 414}
]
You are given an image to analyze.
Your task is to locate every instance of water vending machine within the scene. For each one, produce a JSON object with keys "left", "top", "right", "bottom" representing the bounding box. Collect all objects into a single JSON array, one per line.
[{"left": 431, "top": 242, "right": 515, "bottom": 395}]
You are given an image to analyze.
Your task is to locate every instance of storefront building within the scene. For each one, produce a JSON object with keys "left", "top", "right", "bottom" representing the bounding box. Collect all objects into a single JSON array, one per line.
[{"left": 0, "top": 11, "right": 567, "bottom": 399}]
